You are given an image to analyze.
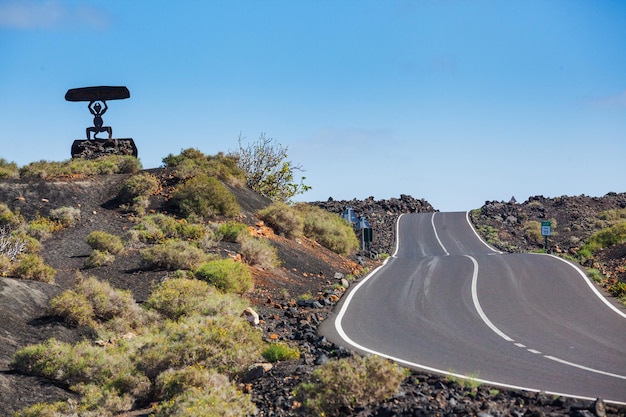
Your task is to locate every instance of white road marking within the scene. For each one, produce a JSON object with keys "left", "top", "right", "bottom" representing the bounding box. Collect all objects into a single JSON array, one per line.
[{"left": 431, "top": 212, "right": 449, "bottom": 256}]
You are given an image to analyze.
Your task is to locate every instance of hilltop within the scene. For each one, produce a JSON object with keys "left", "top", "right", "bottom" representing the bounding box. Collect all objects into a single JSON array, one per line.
[{"left": 0, "top": 160, "right": 624, "bottom": 416}]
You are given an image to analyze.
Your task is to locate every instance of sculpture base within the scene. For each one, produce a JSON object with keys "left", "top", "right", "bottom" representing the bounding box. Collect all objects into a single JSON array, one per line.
[{"left": 71, "top": 138, "right": 138, "bottom": 159}]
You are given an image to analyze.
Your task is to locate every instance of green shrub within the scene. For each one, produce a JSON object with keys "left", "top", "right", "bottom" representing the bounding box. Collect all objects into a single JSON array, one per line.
[
  {"left": 587, "top": 268, "right": 605, "bottom": 283},
  {"left": 130, "top": 213, "right": 178, "bottom": 243},
  {"left": 205, "top": 152, "right": 247, "bottom": 186},
  {"left": 0, "top": 203, "right": 25, "bottom": 229},
  {"left": 86, "top": 231, "right": 124, "bottom": 254},
  {"left": 258, "top": 202, "right": 303, "bottom": 238},
  {"left": 608, "top": 281, "right": 626, "bottom": 298},
  {"left": 117, "top": 172, "right": 160, "bottom": 215},
  {"left": 144, "top": 277, "right": 248, "bottom": 320},
  {"left": 50, "top": 206, "right": 81, "bottom": 227},
  {"left": 296, "top": 355, "right": 407, "bottom": 415},
  {"left": 296, "top": 204, "right": 359, "bottom": 255},
  {"left": 176, "top": 221, "right": 207, "bottom": 241},
  {"left": 0, "top": 158, "right": 19, "bottom": 179},
  {"left": 84, "top": 249, "right": 116, "bottom": 268},
  {"left": 135, "top": 313, "right": 262, "bottom": 379},
  {"left": 195, "top": 258, "right": 253, "bottom": 294},
  {"left": 163, "top": 149, "right": 246, "bottom": 186},
  {"left": 26, "top": 216, "right": 61, "bottom": 241},
  {"left": 216, "top": 221, "right": 248, "bottom": 242},
  {"left": 580, "top": 221, "right": 626, "bottom": 256},
  {"left": 140, "top": 239, "right": 209, "bottom": 270},
  {"left": 17, "top": 232, "right": 41, "bottom": 254},
  {"left": 163, "top": 148, "right": 210, "bottom": 179},
  {"left": 12, "top": 253, "right": 55, "bottom": 283},
  {"left": 171, "top": 174, "right": 240, "bottom": 219},
  {"left": 14, "top": 401, "right": 72, "bottom": 417},
  {"left": 130, "top": 214, "right": 208, "bottom": 244},
  {"left": 240, "top": 237, "right": 280, "bottom": 269},
  {"left": 262, "top": 342, "right": 300, "bottom": 362}
]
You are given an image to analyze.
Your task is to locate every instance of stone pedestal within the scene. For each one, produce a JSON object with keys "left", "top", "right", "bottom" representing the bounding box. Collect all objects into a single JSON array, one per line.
[{"left": 71, "top": 138, "right": 138, "bottom": 159}]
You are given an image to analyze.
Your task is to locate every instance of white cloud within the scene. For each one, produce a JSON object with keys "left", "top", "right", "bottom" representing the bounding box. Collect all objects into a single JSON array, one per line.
[{"left": 0, "top": 0, "right": 109, "bottom": 30}]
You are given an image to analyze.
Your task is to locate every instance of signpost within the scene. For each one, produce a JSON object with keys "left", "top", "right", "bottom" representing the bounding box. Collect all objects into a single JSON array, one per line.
[
  {"left": 541, "top": 221, "right": 552, "bottom": 253},
  {"left": 358, "top": 216, "right": 373, "bottom": 252}
]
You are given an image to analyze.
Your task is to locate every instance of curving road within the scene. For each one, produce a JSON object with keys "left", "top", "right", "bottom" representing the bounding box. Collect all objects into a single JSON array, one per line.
[{"left": 321, "top": 212, "right": 626, "bottom": 403}]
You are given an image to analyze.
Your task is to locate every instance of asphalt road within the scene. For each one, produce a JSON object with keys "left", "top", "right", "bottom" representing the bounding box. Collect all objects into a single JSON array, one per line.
[{"left": 321, "top": 212, "right": 626, "bottom": 403}]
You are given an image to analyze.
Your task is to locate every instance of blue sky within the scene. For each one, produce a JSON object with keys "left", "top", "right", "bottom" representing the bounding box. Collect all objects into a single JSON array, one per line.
[{"left": 1, "top": 1, "right": 625, "bottom": 211}]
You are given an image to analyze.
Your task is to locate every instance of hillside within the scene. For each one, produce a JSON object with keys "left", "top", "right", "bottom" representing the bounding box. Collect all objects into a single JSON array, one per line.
[{"left": 0, "top": 163, "right": 624, "bottom": 416}]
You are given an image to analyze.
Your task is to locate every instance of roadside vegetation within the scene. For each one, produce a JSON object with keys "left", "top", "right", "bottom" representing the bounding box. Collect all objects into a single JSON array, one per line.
[
  {"left": 259, "top": 201, "right": 359, "bottom": 256},
  {"left": 295, "top": 355, "right": 408, "bottom": 415}
]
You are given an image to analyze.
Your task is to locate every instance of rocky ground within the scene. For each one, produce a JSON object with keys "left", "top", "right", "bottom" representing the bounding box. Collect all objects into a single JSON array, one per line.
[{"left": 0, "top": 173, "right": 624, "bottom": 416}]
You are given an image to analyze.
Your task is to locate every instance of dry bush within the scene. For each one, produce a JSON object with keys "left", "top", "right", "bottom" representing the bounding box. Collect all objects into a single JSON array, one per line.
[
  {"left": 50, "top": 206, "right": 81, "bottom": 227},
  {"left": 216, "top": 221, "right": 249, "bottom": 242},
  {"left": 10, "top": 338, "right": 149, "bottom": 395},
  {"left": 258, "top": 201, "right": 303, "bottom": 238},
  {"left": 240, "top": 237, "right": 280, "bottom": 269},
  {"left": 144, "top": 277, "right": 248, "bottom": 320},
  {"left": 296, "top": 355, "right": 407, "bottom": 415},
  {"left": 153, "top": 367, "right": 256, "bottom": 416},
  {"left": 296, "top": 204, "right": 359, "bottom": 255},
  {"left": 49, "top": 275, "right": 153, "bottom": 333},
  {"left": 84, "top": 249, "right": 116, "bottom": 268},
  {"left": 86, "top": 231, "right": 124, "bottom": 254},
  {"left": 135, "top": 313, "right": 262, "bottom": 379},
  {"left": 140, "top": 239, "right": 210, "bottom": 271}
]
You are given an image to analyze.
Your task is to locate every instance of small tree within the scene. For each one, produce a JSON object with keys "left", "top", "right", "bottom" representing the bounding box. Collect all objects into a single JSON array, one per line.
[{"left": 231, "top": 133, "right": 310, "bottom": 202}]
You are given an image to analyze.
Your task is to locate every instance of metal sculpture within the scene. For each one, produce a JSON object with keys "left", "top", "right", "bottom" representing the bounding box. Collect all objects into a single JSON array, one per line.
[{"left": 65, "top": 86, "right": 137, "bottom": 159}]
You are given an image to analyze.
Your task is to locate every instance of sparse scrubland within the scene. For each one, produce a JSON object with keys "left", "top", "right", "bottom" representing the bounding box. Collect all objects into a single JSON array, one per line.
[
  {"left": 0, "top": 149, "right": 624, "bottom": 416},
  {"left": 0, "top": 151, "right": 378, "bottom": 416}
]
